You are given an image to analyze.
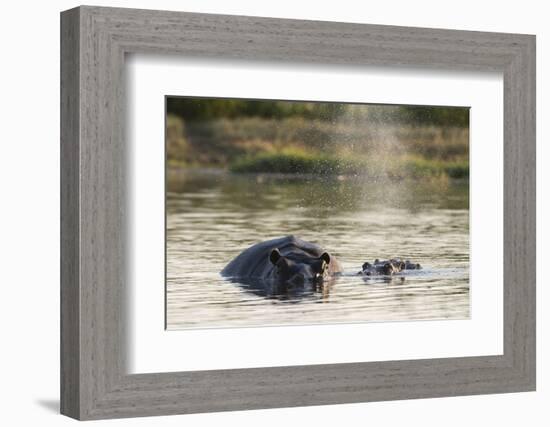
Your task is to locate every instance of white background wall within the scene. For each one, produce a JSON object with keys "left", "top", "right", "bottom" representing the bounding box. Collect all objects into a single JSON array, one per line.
[{"left": 0, "top": 0, "right": 546, "bottom": 425}]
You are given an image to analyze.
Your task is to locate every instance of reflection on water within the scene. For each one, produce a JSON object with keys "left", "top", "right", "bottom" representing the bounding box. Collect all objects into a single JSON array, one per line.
[{"left": 166, "top": 169, "right": 469, "bottom": 330}]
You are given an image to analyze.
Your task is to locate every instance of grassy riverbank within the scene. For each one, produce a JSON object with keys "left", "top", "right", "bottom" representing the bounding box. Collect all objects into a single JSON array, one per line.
[
  {"left": 229, "top": 150, "right": 468, "bottom": 179},
  {"left": 166, "top": 103, "right": 469, "bottom": 180}
]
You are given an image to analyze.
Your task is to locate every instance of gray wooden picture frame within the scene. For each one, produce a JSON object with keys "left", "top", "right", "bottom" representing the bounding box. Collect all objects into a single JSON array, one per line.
[{"left": 60, "top": 5, "right": 536, "bottom": 420}]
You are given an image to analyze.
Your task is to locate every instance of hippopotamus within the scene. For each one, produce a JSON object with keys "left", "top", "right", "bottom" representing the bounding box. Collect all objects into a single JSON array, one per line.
[
  {"left": 221, "top": 235, "right": 343, "bottom": 287},
  {"left": 359, "top": 258, "right": 421, "bottom": 276}
]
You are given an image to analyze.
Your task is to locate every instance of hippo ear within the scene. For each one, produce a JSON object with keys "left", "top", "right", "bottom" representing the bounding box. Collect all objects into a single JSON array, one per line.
[
  {"left": 269, "top": 248, "right": 282, "bottom": 265},
  {"left": 383, "top": 263, "right": 393, "bottom": 275},
  {"left": 320, "top": 252, "right": 331, "bottom": 264}
]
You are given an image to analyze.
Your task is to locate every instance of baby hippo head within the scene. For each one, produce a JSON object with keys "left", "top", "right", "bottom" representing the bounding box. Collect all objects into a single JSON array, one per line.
[
  {"left": 361, "top": 261, "right": 398, "bottom": 276},
  {"left": 269, "top": 248, "right": 331, "bottom": 286}
]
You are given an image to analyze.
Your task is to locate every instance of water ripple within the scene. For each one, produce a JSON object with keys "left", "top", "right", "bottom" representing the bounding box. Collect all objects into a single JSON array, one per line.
[{"left": 166, "top": 171, "right": 469, "bottom": 329}]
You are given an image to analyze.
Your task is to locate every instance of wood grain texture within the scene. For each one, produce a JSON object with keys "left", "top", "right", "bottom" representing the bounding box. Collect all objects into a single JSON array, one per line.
[
  {"left": 60, "top": 7, "right": 80, "bottom": 419},
  {"left": 60, "top": 5, "right": 536, "bottom": 420}
]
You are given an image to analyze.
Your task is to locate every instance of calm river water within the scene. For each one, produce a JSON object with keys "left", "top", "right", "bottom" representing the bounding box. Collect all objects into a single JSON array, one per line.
[{"left": 166, "top": 169, "right": 469, "bottom": 330}]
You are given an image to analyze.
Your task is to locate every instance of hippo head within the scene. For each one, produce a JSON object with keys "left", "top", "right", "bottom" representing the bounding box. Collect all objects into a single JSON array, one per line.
[
  {"left": 361, "top": 260, "right": 398, "bottom": 276},
  {"left": 269, "top": 248, "right": 331, "bottom": 285}
]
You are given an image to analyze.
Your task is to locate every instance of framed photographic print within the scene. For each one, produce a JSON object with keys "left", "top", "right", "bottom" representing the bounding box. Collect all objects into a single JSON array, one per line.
[{"left": 60, "top": 5, "right": 536, "bottom": 420}]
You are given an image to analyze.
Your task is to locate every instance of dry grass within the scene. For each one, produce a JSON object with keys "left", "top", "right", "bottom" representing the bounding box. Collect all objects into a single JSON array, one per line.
[{"left": 167, "top": 115, "right": 469, "bottom": 179}]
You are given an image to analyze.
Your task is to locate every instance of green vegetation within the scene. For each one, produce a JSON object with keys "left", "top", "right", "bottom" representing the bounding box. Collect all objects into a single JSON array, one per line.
[
  {"left": 167, "top": 98, "right": 469, "bottom": 127},
  {"left": 166, "top": 98, "right": 469, "bottom": 181},
  {"left": 230, "top": 151, "right": 468, "bottom": 179},
  {"left": 230, "top": 150, "right": 365, "bottom": 175},
  {"left": 402, "top": 157, "right": 469, "bottom": 179}
]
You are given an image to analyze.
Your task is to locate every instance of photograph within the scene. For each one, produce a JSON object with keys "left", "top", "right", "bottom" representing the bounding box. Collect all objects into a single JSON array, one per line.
[
  {"left": 50, "top": 2, "right": 537, "bottom": 421},
  {"left": 165, "top": 96, "right": 470, "bottom": 329}
]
